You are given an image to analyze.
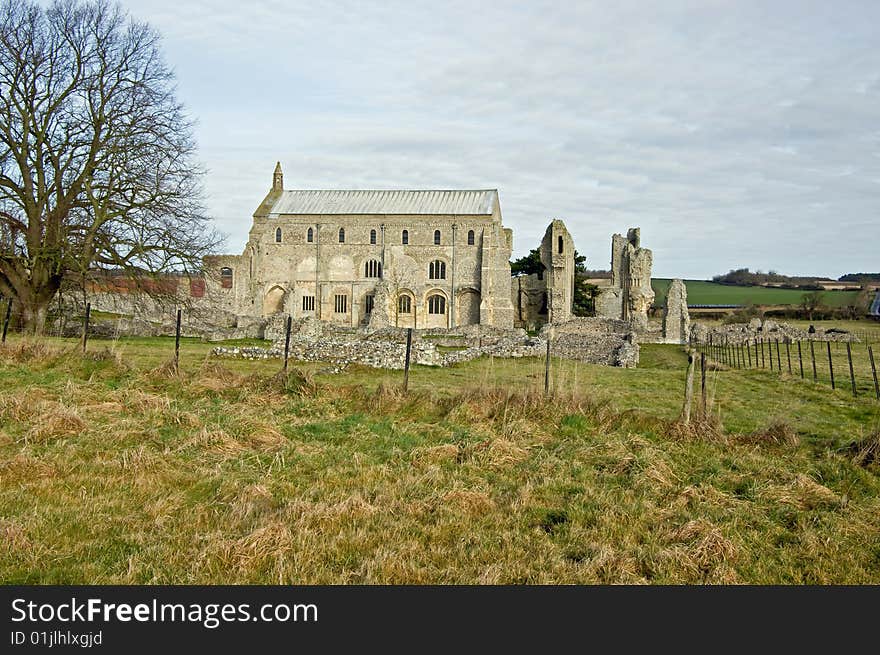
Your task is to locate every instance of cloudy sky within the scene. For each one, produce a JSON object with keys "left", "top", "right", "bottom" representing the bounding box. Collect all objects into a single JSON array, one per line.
[{"left": 124, "top": 0, "right": 879, "bottom": 279}]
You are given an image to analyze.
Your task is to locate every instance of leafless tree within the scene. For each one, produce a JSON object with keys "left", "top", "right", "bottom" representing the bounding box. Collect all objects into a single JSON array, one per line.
[{"left": 0, "top": 0, "right": 221, "bottom": 333}]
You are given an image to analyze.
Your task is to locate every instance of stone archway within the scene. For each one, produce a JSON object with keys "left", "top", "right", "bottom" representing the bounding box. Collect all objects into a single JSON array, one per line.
[
  {"left": 457, "top": 288, "right": 481, "bottom": 326},
  {"left": 263, "top": 285, "right": 285, "bottom": 316}
]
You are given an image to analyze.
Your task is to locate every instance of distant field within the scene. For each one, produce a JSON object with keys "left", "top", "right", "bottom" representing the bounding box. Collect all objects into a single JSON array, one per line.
[{"left": 653, "top": 279, "right": 860, "bottom": 308}]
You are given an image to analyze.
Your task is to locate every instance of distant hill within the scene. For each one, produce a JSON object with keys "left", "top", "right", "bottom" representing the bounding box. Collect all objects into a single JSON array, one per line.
[
  {"left": 839, "top": 273, "right": 880, "bottom": 282},
  {"left": 652, "top": 279, "right": 860, "bottom": 308}
]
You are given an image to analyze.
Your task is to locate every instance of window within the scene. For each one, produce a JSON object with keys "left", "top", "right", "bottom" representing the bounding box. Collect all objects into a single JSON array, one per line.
[
  {"left": 220, "top": 267, "right": 233, "bottom": 289},
  {"left": 428, "top": 260, "right": 446, "bottom": 280},
  {"left": 338, "top": 227, "right": 345, "bottom": 243},
  {"left": 302, "top": 295, "right": 315, "bottom": 311},
  {"left": 558, "top": 235, "right": 563, "bottom": 254},
  {"left": 334, "top": 294, "right": 348, "bottom": 313},
  {"left": 467, "top": 229, "right": 475, "bottom": 245},
  {"left": 398, "top": 294, "right": 412, "bottom": 314},
  {"left": 428, "top": 294, "right": 446, "bottom": 315},
  {"left": 365, "top": 294, "right": 374, "bottom": 314},
  {"left": 402, "top": 229, "right": 409, "bottom": 245},
  {"left": 434, "top": 229, "right": 441, "bottom": 245},
  {"left": 370, "top": 229, "right": 377, "bottom": 245},
  {"left": 307, "top": 227, "right": 313, "bottom": 243},
  {"left": 364, "top": 259, "right": 382, "bottom": 278},
  {"left": 275, "top": 227, "right": 282, "bottom": 243}
]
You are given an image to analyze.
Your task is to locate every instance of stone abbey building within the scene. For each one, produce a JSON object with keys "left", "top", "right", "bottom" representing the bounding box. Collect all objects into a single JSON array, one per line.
[{"left": 204, "top": 162, "right": 529, "bottom": 330}]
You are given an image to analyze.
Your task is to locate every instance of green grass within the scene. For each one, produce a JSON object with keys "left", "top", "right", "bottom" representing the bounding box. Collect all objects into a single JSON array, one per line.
[
  {"left": 1, "top": 335, "right": 879, "bottom": 584},
  {"left": 653, "top": 279, "right": 861, "bottom": 308}
]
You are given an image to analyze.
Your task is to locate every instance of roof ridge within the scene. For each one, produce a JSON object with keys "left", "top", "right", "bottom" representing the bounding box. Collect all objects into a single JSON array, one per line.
[{"left": 281, "top": 188, "right": 498, "bottom": 193}]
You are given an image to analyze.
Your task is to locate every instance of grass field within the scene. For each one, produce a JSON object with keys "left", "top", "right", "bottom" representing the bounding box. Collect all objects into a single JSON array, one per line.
[
  {"left": 1, "top": 335, "right": 879, "bottom": 584},
  {"left": 652, "top": 279, "right": 861, "bottom": 308}
]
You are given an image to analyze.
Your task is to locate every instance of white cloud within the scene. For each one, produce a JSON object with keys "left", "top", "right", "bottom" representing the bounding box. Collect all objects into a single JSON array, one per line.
[{"left": 123, "top": 0, "right": 880, "bottom": 278}]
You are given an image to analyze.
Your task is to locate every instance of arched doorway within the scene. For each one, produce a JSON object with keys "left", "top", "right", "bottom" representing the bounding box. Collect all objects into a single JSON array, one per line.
[
  {"left": 457, "top": 289, "right": 481, "bottom": 326},
  {"left": 263, "top": 285, "right": 285, "bottom": 316}
]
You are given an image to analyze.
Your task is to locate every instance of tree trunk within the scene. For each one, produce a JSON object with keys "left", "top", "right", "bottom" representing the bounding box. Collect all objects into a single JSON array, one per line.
[{"left": 13, "top": 277, "right": 62, "bottom": 336}]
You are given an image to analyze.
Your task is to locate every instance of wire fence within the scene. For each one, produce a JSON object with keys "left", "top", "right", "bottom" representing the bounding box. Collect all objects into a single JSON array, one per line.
[{"left": 695, "top": 334, "right": 880, "bottom": 401}]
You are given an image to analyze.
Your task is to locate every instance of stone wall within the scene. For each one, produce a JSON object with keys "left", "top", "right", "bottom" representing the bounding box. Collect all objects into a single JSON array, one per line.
[
  {"left": 662, "top": 279, "right": 690, "bottom": 344},
  {"left": 691, "top": 318, "right": 860, "bottom": 345},
  {"left": 540, "top": 220, "right": 575, "bottom": 323},
  {"left": 596, "top": 227, "right": 654, "bottom": 332},
  {"left": 215, "top": 315, "right": 639, "bottom": 370},
  {"left": 511, "top": 273, "right": 547, "bottom": 330}
]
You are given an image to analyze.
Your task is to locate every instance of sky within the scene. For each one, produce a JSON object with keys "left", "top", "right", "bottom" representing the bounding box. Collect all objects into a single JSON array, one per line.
[{"left": 122, "top": 0, "right": 879, "bottom": 279}]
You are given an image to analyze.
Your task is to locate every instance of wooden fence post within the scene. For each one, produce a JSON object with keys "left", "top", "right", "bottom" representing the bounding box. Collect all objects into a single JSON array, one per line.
[
  {"left": 869, "top": 346, "right": 879, "bottom": 401},
  {"left": 775, "top": 340, "right": 782, "bottom": 375},
  {"left": 174, "top": 308, "right": 182, "bottom": 372},
  {"left": 682, "top": 349, "right": 695, "bottom": 424},
  {"left": 810, "top": 340, "right": 817, "bottom": 381},
  {"left": 544, "top": 338, "right": 551, "bottom": 395},
  {"left": 826, "top": 341, "right": 835, "bottom": 390},
  {"left": 768, "top": 338, "right": 774, "bottom": 371},
  {"left": 700, "top": 352, "right": 707, "bottom": 416},
  {"left": 403, "top": 327, "right": 413, "bottom": 392},
  {"left": 760, "top": 338, "right": 766, "bottom": 368},
  {"left": 797, "top": 341, "right": 804, "bottom": 379},
  {"left": 846, "top": 342, "right": 856, "bottom": 398},
  {"left": 1, "top": 298, "right": 11, "bottom": 343},
  {"left": 746, "top": 341, "right": 752, "bottom": 367},
  {"left": 282, "top": 315, "right": 292, "bottom": 373},
  {"left": 81, "top": 302, "right": 91, "bottom": 354}
]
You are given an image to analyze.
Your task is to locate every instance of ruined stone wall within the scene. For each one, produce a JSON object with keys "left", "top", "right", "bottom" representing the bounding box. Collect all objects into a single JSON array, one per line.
[
  {"left": 540, "top": 219, "right": 575, "bottom": 324},
  {"left": 511, "top": 273, "right": 547, "bottom": 330},
  {"left": 596, "top": 227, "right": 654, "bottom": 332},
  {"left": 692, "top": 318, "right": 860, "bottom": 346},
  {"left": 662, "top": 278, "right": 690, "bottom": 344}
]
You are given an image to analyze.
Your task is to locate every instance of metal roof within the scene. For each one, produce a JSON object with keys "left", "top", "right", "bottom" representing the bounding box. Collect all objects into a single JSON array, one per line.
[{"left": 268, "top": 189, "right": 497, "bottom": 216}]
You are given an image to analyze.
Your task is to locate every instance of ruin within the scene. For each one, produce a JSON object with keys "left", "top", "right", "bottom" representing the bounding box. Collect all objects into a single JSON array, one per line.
[
  {"left": 511, "top": 220, "right": 575, "bottom": 330},
  {"left": 662, "top": 279, "right": 690, "bottom": 344},
  {"left": 595, "top": 228, "right": 655, "bottom": 332}
]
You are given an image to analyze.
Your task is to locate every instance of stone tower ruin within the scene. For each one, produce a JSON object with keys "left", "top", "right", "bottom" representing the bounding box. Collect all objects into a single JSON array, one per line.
[
  {"left": 539, "top": 220, "right": 575, "bottom": 324},
  {"left": 596, "top": 227, "right": 655, "bottom": 331}
]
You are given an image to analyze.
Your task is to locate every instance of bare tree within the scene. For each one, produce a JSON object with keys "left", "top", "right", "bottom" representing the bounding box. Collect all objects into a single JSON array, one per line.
[
  {"left": 800, "top": 290, "right": 824, "bottom": 321},
  {"left": 0, "top": 0, "right": 221, "bottom": 333}
]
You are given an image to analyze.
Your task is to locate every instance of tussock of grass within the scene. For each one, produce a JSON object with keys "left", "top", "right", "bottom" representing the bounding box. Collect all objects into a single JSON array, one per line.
[
  {"left": 737, "top": 419, "right": 801, "bottom": 448},
  {"left": 849, "top": 431, "right": 880, "bottom": 469}
]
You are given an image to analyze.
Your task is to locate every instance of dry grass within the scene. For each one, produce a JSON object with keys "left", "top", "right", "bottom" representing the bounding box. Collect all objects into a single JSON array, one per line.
[
  {"left": 737, "top": 418, "right": 801, "bottom": 447},
  {"left": 1, "top": 340, "right": 879, "bottom": 584}
]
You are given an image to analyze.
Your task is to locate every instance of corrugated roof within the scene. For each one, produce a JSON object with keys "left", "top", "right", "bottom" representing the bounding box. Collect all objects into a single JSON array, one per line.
[{"left": 268, "top": 189, "right": 497, "bottom": 216}]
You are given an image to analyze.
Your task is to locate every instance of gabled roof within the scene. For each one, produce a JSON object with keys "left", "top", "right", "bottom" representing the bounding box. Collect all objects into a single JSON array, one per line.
[{"left": 264, "top": 189, "right": 498, "bottom": 216}]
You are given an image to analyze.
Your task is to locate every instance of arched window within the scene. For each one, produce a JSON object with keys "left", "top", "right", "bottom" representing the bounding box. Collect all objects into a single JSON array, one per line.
[
  {"left": 434, "top": 229, "right": 441, "bottom": 245},
  {"left": 338, "top": 227, "right": 345, "bottom": 243},
  {"left": 307, "top": 227, "right": 314, "bottom": 243},
  {"left": 275, "top": 227, "right": 282, "bottom": 243},
  {"left": 220, "top": 267, "right": 233, "bottom": 289},
  {"left": 558, "top": 235, "right": 563, "bottom": 254},
  {"left": 370, "top": 229, "right": 377, "bottom": 245},
  {"left": 402, "top": 229, "right": 409, "bottom": 245},
  {"left": 428, "top": 294, "right": 446, "bottom": 315},
  {"left": 467, "top": 229, "right": 475, "bottom": 245},
  {"left": 398, "top": 294, "right": 412, "bottom": 314},
  {"left": 428, "top": 260, "right": 446, "bottom": 280},
  {"left": 364, "top": 259, "right": 382, "bottom": 278}
]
